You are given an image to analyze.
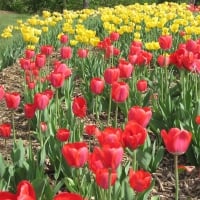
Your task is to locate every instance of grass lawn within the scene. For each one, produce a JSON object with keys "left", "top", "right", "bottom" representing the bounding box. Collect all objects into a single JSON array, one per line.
[{"left": 0, "top": 11, "right": 29, "bottom": 69}]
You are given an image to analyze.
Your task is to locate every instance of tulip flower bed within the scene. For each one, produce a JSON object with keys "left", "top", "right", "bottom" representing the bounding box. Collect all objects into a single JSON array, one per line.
[{"left": 0, "top": 2, "right": 200, "bottom": 200}]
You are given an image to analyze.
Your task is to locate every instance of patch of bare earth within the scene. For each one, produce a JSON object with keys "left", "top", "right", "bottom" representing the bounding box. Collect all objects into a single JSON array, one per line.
[{"left": 0, "top": 63, "right": 200, "bottom": 199}]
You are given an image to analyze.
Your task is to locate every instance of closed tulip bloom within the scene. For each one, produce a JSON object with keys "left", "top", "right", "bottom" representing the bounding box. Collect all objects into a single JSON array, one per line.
[
  {"left": 161, "top": 128, "right": 192, "bottom": 155},
  {"left": 25, "top": 49, "right": 35, "bottom": 59},
  {"left": 95, "top": 168, "right": 117, "bottom": 189},
  {"left": 49, "top": 72, "right": 65, "bottom": 88},
  {"left": 100, "top": 145, "right": 123, "bottom": 169},
  {"left": 54, "top": 63, "right": 72, "bottom": 79},
  {"left": 0, "top": 123, "right": 11, "bottom": 138},
  {"left": 34, "top": 92, "right": 50, "bottom": 110},
  {"left": 62, "top": 142, "right": 88, "bottom": 168},
  {"left": 136, "top": 79, "right": 148, "bottom": 93},
  {"left": 56, "top": 128, "right": 70, "bottom": 142},
  {"left": 158, "top": 35, "right": 173, "bottom": 50},
  {"left": 84, "top": 124, "right": 98, "bottom": 136},
  {"left": 122, "top": 121, "right": 147, "bottom": 150},
  {"left": 118, "top": 59, "right": 134, "bottom": 79},
  {"left": 0, "top": 85, "right": 5, "bottom": 101},
  {"left": 129, "top": 169, "right": 152, "bottom": 193},
  {"left": 35, "top": 53, "right": 46, "bottom": 68},
  {"left": 60, "top": 46, "right": 72, "bottom": 59},
  {"left": 16, "top": 180, "right": 36, "bottom": 200},
  {"left": 60, "top": 34, "right": 68, "bottom": 44},
  {"left": 24, "top": 103, "right": 36, "bottom": 119},
  {"left": 40, "top": 45, "right": 53, "bottom": 56},
  {"left": 53, "top": 192, "right": 84, "bottom": 200},
  {"left": 40, "top": 122, "right": 47, "bottom": 133},
  {"left": 157, "top": 54, "right": 171, "bottom": 67},
  {"left": 90, "top": 77, "right": 105, "bottom": 95},
  {"left": 195, "top": 115, "right": 200, "bottom": 125},
  {"left": 109, "top": 31, "right": 120, "bottom": 42},
  {"left": 19, "top": 58, "right": 31, "bottom": 70},
  {"left": 104, "top": 67, "right": 120, "bottom": 85},
  {"left": 128, "top": 106, "right": 152, "bottom": 128},
  {"left": 5, "top": 92, "right": 20, "bottom": 109},
  {"left": 72, "top": 96, "right": 87, "bottom": 118},
  {"left": 43, "top": 89, "right": 54, "bottom": 100},
  {"left": 0, "top": 180, "right": 36, "bottom": 200},
  {"left": 77, "top": 48, "right": 88, "bottom": 58},
  {"left": 97, "top": 127, "right": 123, "bottom": 147},
  {"left": 111, "top": 81, "right": 129, "bottom": 103}
]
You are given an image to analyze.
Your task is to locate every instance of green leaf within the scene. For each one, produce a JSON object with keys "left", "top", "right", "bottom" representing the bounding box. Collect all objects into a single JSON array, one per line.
[
  {"left": 138, "top": 179, "right": 155, "bottom": 200},
  {"left": 0, "top": 153, "right": 6, "bottom": 177},
  {"left": 137, "top": 149, "right": 152, "bottom": 171}
]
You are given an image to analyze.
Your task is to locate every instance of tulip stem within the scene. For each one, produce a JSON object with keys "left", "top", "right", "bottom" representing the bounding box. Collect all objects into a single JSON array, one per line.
[
  {"left": 108, "top": 169, "right": 112, "bottom": 200},
  {"left": 114, "top": 104, "right": 118, "bottom": 128},
  {"left": 5, "top": 139, "right": 8, "bottom": 161},
  {"left": 107, "top": 90, "right": 112, "bottom": 126},
  {"left": 174, "top": 155, "right": 179, "bottom": 200},
  {"left": 133, "top": 150, "right": 137, "bottom": 170},
  {"left": 12, "top": 110, "right": 16, "bottom": 143}
]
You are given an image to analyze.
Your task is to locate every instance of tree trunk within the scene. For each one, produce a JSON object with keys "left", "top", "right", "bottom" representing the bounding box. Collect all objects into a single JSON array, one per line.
[{"left": 83, "top": 0, "right": 89, "bottom": 8}]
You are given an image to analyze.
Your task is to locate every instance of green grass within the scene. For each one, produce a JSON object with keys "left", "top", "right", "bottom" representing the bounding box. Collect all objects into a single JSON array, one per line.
[{"left": 0, "top": 11, "right": 29, "bottom": 69}]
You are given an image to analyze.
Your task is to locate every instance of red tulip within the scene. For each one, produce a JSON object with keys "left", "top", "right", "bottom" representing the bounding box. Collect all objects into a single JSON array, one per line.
[
  {"left": 27, "top": 81, "right": 36, "bottom": 90},
  {"left": 62, "top": 142, "right": 88, "bottom": 168},
  {"left": 128, "top": 106, "right": 152, "bottom": 127},
  {"left": 97, "top": 127, "right": 123, "bottom": 147},
  {"left": 35, "top": 53, "right": 46, "bottom": 68},
  {"left": 158, "top": 35, "right": 173, "bottom": 50},
  {"left": 25, "top": 49, "right": 35, "bottom": 59},
  {"left": 54, "top": 192, "right": 84, "bottom": 200},
  {"left": 122, "top": 121, "right": 147, "bottom": 150},
  {"left": 195, "top": 115, "right": 200, "bottom": 125},
  {"left": 0, "top": 192, "right": 16, "bottom": 200},
  {"left": 89, "top": 146, "right": 123, "bottom": 171},
  {"left": 54, "top": 63, "right": 72, "bottom": 79},
  {"left": 49, "top": 72, "right": 65, "bottom": 88},
  {"left": 56, "top": 128, "right": 70, "bottom": 142},
  {"left": 95, "top": 168, "right": 117, "bottom": 189},
  {"left": 60, "top": 34, "right": 68, "bottom": 44},
  {"left": 34, "top": 92, "right": 50, "bottom": 110},
  {"left": 0, "top": 123, "right": 11, "bottom": 138},
  {"left": 0, "top": 180, "right": 36, "bottom": 200},
  {"left": 90, "top": 77, "right": 105, "bottom": 95},
  {"left": 60, "top": 46, "right": 72, "bottom": 59},
  {"left": 161, "top": 128, "right": 192, "bottom": 155},
  {"left": 72, "top": 96, "right": 87, "bottom": 118},
  {"left": 20, "top": 58, "right": 31, "bottom": 70},
  {"left": 16, "top": 180, "right": 36, "bottom": 200},
  {"left": 77, "top": 48, "right": 88, "bottom": 58},
  {"left": 157, "top": 54, "right": 171, "bottom": 67},
  {"left": 84, "top": 124, "right": 98, "bottom": 136},
  {"left": 40, "top": 122, "right": 47, "bottom": 132},
  {"left": 5, "top": 92, "right": 20, "bottom": 109},
  {"left": 136, "top": 79, "right": 148, "bottom": 93},
  {"left": 103, "top": 67, "right": 120, "bottom": 85},
  {"left": 40, "top": 45, "right": 53, "bottom": 56},
  {"left": 118, "top": 59, "right": 134, "bottom": 79},
  {"left": 24, "top": 103, "right": 36, "bottom": 119},
  {"left": 0, "top": 85, "right": 5, "bottom": 101},
  {"left": 111, "top": 81, "right": 129, "bottom": 103},
  {"left": 129, "top": 169, "right": 152, "bottom": 193},
  {"left": 43, "top": 89, "right": 54, "bottom": 100},
  {"left": 109, "top": 31, "right": 120, "bottom": 42},
  {"left": 185, "top": 39, "right": 198, "bottom": 52}
]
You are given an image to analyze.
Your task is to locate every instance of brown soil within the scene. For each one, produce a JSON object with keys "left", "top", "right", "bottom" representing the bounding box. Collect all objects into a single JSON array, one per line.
[{"left": 0, "top": 63, "right": 200, "bottom": 199}]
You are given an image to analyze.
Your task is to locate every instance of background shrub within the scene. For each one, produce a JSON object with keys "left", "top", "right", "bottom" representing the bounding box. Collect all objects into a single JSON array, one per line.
[{"left": 0, "top": 0, "right": 189, "bottom": 13}]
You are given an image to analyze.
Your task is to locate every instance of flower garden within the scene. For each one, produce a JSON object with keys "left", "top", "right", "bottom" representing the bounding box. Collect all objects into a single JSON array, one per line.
[{"left": 0, "top": 2, "right": 200, "bottom": 200}]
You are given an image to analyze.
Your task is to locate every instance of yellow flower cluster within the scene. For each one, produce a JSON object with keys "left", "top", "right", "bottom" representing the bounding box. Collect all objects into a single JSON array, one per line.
[{"left": 1, "top": 3, "right": 200, "bottom": 49}]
